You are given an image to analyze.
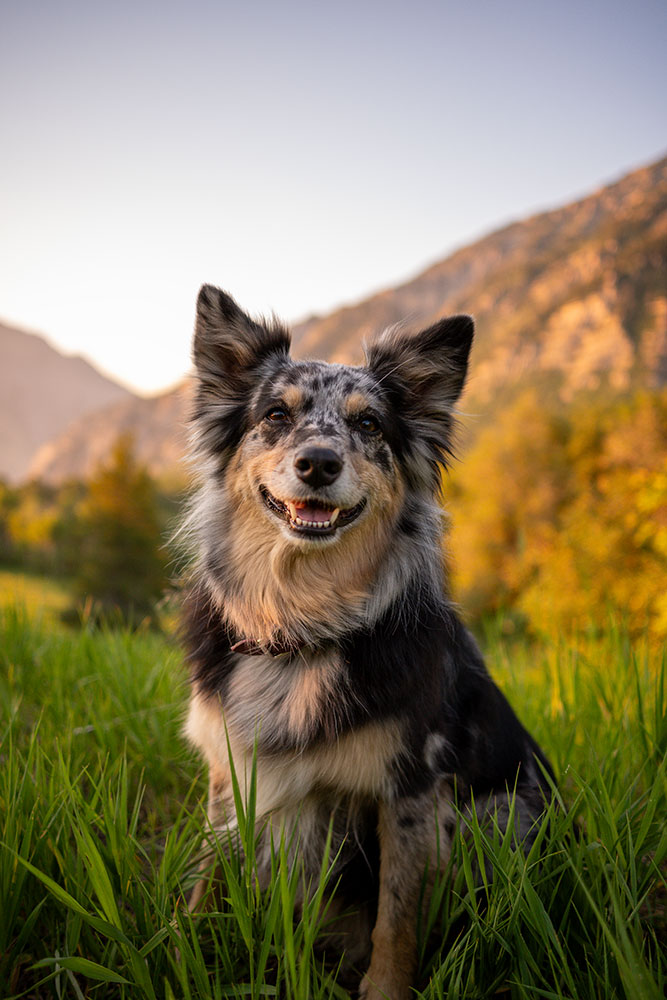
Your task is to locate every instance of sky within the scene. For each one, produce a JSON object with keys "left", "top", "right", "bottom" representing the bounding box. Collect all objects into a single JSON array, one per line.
[{"left": 1, "top": 0, "right": 666, "bottom": 396}]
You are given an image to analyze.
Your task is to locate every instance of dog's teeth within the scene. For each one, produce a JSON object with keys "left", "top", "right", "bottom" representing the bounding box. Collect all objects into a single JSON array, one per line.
[{"left": 289, "top": 511, "right": 335, "bottom": 530}]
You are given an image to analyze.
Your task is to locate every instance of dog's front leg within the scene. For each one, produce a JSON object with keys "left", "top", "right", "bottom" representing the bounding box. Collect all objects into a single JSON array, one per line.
[
  {"left": 189, "top": 763, "right": 233, "bottom": 911},
  {"left": 360, "top": 792, "right": 439, "bottom": 1000}
]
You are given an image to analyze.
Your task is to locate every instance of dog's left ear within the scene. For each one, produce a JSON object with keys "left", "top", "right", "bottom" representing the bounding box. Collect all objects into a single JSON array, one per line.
[
  {"left": 365, "top": 316, "right": 474, "bottom": 478},
  {"left": 193, "top": 284, "right": 291, "bottom": 384},
  {"left": 365, "top": 314, "right": 474, "bottom": 410}
]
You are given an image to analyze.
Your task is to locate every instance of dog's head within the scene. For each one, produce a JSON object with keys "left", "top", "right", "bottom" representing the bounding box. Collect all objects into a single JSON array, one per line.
[
  {"left": 190, "top": 284, "right": 473, "bottom": 641},
  {"left": 192, "top": 284, "right": 473, "bottom": 547}
]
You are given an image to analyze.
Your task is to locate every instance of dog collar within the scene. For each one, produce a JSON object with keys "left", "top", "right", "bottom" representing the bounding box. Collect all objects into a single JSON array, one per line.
[{"left": 230, "top": 636, "right": 305, "bottom": 658}]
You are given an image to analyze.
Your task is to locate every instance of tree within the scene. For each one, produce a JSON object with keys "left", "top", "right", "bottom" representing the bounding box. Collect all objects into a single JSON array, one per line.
[
  {"left": 446, "top": 388, "right": 667, "bottom": 640},
  {"left": 72, "top": 434, "right": 168, "bottom": 624},
  {"left": 446, "top": 390, "right": 572, "bottom": 618}
]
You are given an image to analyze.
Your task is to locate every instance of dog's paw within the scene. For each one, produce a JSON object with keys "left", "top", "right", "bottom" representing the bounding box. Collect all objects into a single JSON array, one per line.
[{"left": 359, "top": 968, "right": 411, "bottom": 1000}]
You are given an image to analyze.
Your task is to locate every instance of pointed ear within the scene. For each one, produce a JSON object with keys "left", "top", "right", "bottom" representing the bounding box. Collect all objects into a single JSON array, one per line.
[
  {"left": 193, "top": 284, "right": 291, "bottom": 382},
  {"left": 191, "top": 286, "right": 291, "bottom": 469},
  {"left": 365, "top": 315, "right": 474, "bottom": 410},
  {"left": 365, "top": 316, "right": 474, "bottom": 482}
]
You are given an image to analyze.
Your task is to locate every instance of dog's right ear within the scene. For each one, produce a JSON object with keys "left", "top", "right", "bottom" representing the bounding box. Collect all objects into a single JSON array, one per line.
[{"left": 193, "top": 284, "right": 291, "bottom": 384}]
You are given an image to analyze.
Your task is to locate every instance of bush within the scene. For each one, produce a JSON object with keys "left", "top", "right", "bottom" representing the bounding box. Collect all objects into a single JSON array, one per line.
[{"left": 70, "top": 434, "right": 169, "bottom": 625}]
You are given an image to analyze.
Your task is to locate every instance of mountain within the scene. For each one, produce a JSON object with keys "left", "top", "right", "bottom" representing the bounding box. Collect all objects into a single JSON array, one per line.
[
  {"left": 22, "top": 154, "right": 667, "bottom": 484},
  {"left": 292, "top": 156, "right": 667, "bottom": 410},
  {"left": 27, "top": 382, "right": 191, "bottom": 485},
  {"left": 0, "top": 324, "right": 135, "bottom": 482}
]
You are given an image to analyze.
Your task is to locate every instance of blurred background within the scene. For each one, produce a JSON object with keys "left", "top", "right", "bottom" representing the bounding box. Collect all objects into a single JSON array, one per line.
[{"left": 1, "top": 0, "right": 666, "bottom": 637}]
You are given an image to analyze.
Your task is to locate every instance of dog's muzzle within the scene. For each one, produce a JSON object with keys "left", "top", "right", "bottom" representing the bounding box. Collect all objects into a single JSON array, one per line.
[{"left": 260, "top": 485, "right": 366, "bottom": 538}]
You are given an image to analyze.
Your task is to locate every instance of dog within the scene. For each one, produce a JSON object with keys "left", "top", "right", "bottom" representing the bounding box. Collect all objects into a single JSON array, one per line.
[{"left": 182, "top": 284, "right": 553, "bottom": 999}]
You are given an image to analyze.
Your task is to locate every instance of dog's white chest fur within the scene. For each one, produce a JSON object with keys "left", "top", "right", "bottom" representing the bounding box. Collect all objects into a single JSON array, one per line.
[{"left": 185, "top": 650, "right": 403, "bottom": 822}]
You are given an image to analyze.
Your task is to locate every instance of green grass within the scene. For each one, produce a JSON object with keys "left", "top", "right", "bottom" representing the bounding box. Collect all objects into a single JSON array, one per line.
[
  {"left": 1, "top": 603, "right": 665, "bottom": 999},
  {"left": 0, "top": 570, "right": 72, "bottom": 624}
]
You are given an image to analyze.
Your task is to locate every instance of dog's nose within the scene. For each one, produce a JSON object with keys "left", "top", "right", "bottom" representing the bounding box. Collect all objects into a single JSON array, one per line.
[{"left": 294, "top": 447, "right": 343, "bottom": 488}]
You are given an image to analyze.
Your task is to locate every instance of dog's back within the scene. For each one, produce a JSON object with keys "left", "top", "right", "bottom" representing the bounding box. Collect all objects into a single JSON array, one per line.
[{"left": 183, "top": 285, "right": 553, "bottom": 1000}]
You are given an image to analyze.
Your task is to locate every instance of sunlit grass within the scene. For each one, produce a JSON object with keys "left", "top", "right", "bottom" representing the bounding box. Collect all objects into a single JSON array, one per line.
[
  {"left": 0, "top": 569, "right": 72, "bottom": 623},
  {"left": 1, "top": 603, "right": 665, "bottom": 998}
]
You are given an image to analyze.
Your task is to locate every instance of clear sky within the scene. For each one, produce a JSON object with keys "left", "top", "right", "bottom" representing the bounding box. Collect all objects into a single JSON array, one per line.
[{"left": 1, "top": 0, "right": 665, "bottom": 395}]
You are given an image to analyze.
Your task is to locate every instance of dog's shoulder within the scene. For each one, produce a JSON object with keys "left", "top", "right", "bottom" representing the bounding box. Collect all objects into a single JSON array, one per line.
[{"left": 184, "top": 573, "right": 550, "bottom": 804}]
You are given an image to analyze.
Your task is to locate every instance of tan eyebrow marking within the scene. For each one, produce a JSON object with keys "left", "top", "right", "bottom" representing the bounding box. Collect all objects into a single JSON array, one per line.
[
  {"left": 281, "top": 385, "right": 304, "bottom": 410},
  {"left": 344, "top": 392, "right": 373, "bottom": 415}
]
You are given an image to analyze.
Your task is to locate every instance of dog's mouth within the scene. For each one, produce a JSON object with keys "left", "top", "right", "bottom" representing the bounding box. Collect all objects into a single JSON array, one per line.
[{"left": 260, "top": 486, "right": 366, "bottom": 537}]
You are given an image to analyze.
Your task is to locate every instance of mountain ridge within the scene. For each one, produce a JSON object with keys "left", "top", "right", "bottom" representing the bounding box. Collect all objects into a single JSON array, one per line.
[
  {"left": 292, "top": 156, "right": 667, "bottom": 398},
  {"left": 0, "top": 323, "right": 136, "bottom": 482},
  {"left": 19, "top": 153, "right": 667, "bottom": 483}
]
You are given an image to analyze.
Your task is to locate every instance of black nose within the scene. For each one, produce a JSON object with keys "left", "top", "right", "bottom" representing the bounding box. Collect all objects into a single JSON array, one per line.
[{"left": 294, "top": 447, "right": 343, "bottom": 488}]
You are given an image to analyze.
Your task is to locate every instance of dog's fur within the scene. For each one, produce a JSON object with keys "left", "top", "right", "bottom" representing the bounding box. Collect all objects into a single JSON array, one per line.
[{"left": 182, "top": 285, "right": 553, "bottom": 999}]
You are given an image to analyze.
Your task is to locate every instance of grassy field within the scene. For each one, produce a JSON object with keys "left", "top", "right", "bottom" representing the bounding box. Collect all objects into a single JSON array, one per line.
[
  {"left": 1, "top": 601, "right": 665, "bottom": 999},
  {"left": 0, "top": 570, "right": 72, "bottom": 624}
]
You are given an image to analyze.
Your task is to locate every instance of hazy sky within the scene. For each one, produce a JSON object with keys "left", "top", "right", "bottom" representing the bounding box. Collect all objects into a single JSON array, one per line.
[{"left": 2, "top": 0, "right": 666, "bottom": 395}]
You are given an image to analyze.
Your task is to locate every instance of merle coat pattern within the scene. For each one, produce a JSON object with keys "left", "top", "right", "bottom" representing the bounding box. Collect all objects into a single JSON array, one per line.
[{"left": 183, "top": 285, "right": 553, "bottom": 1000}]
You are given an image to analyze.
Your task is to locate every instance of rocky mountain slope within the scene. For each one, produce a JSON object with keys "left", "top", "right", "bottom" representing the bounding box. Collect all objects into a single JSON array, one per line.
[
  {"left": 293, "top": 156, "right": 667, "bottom": 409},
  {"left": 21, "top": 154, "right": 667, "bottom": 483},
  {"left": 0, "top": 324, "right": 134, "bottom": 482}
]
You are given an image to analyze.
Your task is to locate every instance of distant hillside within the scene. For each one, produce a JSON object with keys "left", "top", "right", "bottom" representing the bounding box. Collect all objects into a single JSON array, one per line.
[
  {"left": 0, "top": 324, "right": 134, "bottom": 482},
  {"left": 28, "top": 382, "right": 191, "bottom": 485},
  {"left": 21, "top": 154, "right": 667, "bottom": 484},
  {"left": 292, "top": 156, "right": 667, "bottom": 410}
]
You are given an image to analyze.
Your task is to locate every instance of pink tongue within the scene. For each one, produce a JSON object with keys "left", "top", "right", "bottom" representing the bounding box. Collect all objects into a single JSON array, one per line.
[{"left": 295, "top": 503, "right": 333, "bottom": 523}]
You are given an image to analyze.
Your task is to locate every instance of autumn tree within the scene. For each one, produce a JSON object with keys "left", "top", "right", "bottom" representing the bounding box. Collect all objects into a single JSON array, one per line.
[
  {"left": 446, "top": 388, "right": 667, "bottom": 639},
  {"left": 446, "top": 390, "right": 572, "bottom": 618},
  {"left": 518, "top": 391, "right": 667, "bottom": 637},
  {"left": 72, "top": 434, "right": 168, "bottom": 624}
]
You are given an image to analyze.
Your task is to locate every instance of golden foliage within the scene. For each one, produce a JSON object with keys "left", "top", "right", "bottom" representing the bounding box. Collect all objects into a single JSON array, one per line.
[
  {"left": 447, "top": 389, "right": 667, "bottom": 639},
  {"left": 73, "top": 433, "right": 169, "bottom": 620}
]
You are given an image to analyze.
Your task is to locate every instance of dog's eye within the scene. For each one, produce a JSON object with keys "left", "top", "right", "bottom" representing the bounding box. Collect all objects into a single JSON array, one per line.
[
  {"left": 357, "top": 415, "right": 381, "bottom": 435},
  {"left": 265, "top": 407, "right": 289, "bottom": 423}
]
